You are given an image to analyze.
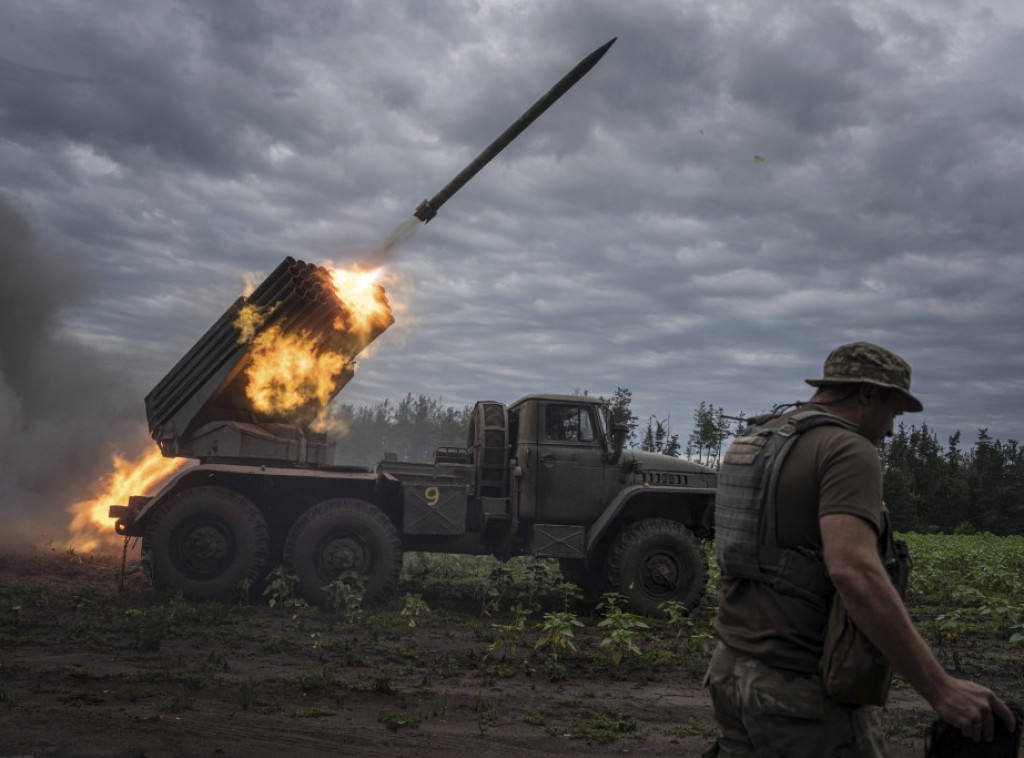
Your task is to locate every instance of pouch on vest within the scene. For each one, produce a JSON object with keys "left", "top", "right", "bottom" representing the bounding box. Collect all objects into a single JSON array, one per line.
[{"left": 819, "top": 508, "right": 909, "bottom": 706}]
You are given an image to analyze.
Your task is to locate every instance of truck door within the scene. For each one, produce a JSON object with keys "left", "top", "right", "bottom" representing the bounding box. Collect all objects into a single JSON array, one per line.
[{"left": 533, "top": 401, "right": 607, "bottom": 523}]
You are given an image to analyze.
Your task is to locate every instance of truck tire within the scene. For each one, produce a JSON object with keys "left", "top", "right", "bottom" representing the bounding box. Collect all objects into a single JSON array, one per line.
[
  {"left": 283, "top": 498, "right": 402, "bottom": 607},
  {"left": 143, "top": 486, "right": 270, "bottom": 600},
  {"left": 605, "top": 518, "right": 708, "bottom": 616}
]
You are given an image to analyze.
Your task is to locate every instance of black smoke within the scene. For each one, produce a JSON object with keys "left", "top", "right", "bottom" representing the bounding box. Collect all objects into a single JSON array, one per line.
[{"left": 0, "top": 195, "right": 148, "bottom": 551}]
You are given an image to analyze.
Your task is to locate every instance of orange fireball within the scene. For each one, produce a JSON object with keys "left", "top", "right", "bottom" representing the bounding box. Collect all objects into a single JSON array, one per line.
[
  {"left": 234, "top": 262, "right": 393, "bottom": 426},
  {"left": 67, "top": 446, "right": 187, "bottom": 551}
]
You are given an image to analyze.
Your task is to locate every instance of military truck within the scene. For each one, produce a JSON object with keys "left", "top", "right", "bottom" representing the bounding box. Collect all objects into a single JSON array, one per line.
[{"left": 109, "top": 257, "right": 717, "bottom": 615}]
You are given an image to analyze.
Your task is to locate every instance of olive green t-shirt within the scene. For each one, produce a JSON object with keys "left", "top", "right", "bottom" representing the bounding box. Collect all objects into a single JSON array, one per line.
[{"left": 713, "top": 406, "right": 884, "bottom": 674}]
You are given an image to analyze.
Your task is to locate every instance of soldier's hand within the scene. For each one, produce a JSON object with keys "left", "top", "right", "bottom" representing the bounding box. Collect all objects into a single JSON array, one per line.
[{"left": 932, "top": 677, "right": 1015, "bottom": 742}]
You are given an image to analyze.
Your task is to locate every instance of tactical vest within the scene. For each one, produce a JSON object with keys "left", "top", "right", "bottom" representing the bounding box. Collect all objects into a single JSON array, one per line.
[{"left": 715, "top": 410, "right": 860, "bottom": 613}]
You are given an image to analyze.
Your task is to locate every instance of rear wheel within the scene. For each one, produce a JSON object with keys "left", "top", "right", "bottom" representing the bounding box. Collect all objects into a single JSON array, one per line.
[
  {"left": 143, "top": 486, "right": 269, "bottom": 600},
  {"left": 283, "top": 498, "right": 402, "bottom": 606},
  {"left": 606, "top": 518, "right": 708, "bottom": 616}
]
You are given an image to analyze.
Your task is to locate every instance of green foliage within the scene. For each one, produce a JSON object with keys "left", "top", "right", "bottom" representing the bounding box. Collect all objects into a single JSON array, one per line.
[
  {"left": 640, "top": 414, "right": 681, "bottom": 456},
  {"left": 379, "top": 707, "right": 421, "bottom": 731},
  {"left": 597, "top": 605, "right": 649, "bottom": 665},
  {"left": 903, "top": 533, "right": 1024, "bottom": 645},
  {"left": 263, "top": 566, "right": 308, "bottom": 610},
  {"left": 237, "top": 678, "right": 254, "bottom": 710},
  {"left": 322, "top": 571, "right": 366, "bottom": 621},
  {"left": 534, "top": 611, "right": 584, "bottom": 659},
  {"left": 488, "top": 604, "right": 531, "bottom": 657},
  {"left": 125, "top": 551, "right": 155, "bottom": 588},
  {"left": 687, "top": 401, "right": 732, "bottom": 468},
  {"left": 880, "top": 425, "right": 1024, "bottom": 535},
  {"left": 400, "top": 592, "right": 430, "bottom": 627},
  {"left": 561, "top": 708, "right": 647, "bottom": 744}
]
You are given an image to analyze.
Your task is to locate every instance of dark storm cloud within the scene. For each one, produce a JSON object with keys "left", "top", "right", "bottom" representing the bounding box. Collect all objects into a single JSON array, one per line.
[{"left": 0, "top": 0, "right": 1021, "bottom": 524}]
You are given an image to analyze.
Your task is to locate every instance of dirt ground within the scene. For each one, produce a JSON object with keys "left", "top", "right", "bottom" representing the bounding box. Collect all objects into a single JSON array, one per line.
[{"left": 0, "top": 549, "right": 1010, "bottom": 758}]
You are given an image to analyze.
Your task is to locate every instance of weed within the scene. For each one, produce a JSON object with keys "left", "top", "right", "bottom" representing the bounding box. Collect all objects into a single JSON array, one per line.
[
  {"left": 298, "top": 667, "right": 344, "bottom": 696},
  {"left": 534, "top": 611, "right": 584, "bottom": 659},
  {"left": 263, "top": 632, "right": 286, "bottom": 652},
  {"left": 322, "top": 571, "right": 366, "bottom": 621},
  {"left": 523, "top": 709, "right": 549, "bottom": 727},
  {"left": 488, "top": 604, "right": 531, "bottom": 658},
  {"left": 263, "top": 566, "right": 308, "bottom": 610},
  {"left": 167, "top": 692, "right": 192, "bottom": 713},
  {"left": 330, "top": 639, "right": 369, "bottom": 667},
  {"left": 372, "top": 665, "right": 398, "bottom": 694},
  {"left": 437, "top": 654, "right": 460, "bottom": 678},
  {"left": 0, "top": 681, "right": 13, "bottom": 707},
  {"left": 124, "top": 551, "right": 155, "bottom": 588},
  {"left": 662, "top": 717, "right": 718, "bottom": 739},
  {"left": 236, "top": 575, "right": 254, "bottom": 604},
  {"left": 882, "top": 707, "right": 931, "bottom": 741},
  {"left": 541, "top": 657, "right": 567, "bottom": 683},
  {"left": 401, "top": 592, "right": 430, "bottom": 627},
  {"left": 379, "top": 707, "right": 421, "bottom": 731},
  {"left": 597, "top": 606, "right": 649, "bottom": 665},
  {"left": 113, "top": 684, "right": 147, "bottom": 703},
  {"left": 203, "top": 650, "right": 229, "bottom": 673},
  {"left": 564, "top": 708, "right": 647, "bottom": 745},
  {"left": 237, "top": 678, "right": 254, "bottom": 710}
]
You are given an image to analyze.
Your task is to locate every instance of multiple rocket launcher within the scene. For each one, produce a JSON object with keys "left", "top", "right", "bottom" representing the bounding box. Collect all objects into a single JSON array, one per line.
[
  {"left": 143, "top": 38, "right": 616, "bottom": 465},
  {"left": 144, "top": 257, "right": 393, "bottom": 463}
]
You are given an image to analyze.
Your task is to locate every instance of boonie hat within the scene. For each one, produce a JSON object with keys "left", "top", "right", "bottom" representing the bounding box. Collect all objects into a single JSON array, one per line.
[{"left": 806, "top": 342, "right": 923, "bottom": 412}]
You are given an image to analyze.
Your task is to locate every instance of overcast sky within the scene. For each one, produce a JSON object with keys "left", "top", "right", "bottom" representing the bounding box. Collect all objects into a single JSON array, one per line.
[{"left": 2, "top": 0, "right": 1023, "bottom": 541}]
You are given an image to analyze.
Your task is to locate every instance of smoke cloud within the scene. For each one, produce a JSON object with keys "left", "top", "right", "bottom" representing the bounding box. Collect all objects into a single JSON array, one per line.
[{"left": 0, "top": 195, "right": 148, "bottom": 552}]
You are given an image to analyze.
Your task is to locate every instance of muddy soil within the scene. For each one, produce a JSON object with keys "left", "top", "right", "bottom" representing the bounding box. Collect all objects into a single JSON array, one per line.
[{"left": 0, "top": 549, "right": 1013, "bottom": 758}]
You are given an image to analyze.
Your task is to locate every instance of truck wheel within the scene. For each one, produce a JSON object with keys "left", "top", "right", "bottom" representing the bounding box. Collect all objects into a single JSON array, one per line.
[
  {"left": 143, "top": 486, "right": 270, "bottom": 600},
  {"left": 605, "top": 518, "right": 708, "bottom": 616},
  {"left": 283, "top": 498, "right": 402, "bottom": 607}
]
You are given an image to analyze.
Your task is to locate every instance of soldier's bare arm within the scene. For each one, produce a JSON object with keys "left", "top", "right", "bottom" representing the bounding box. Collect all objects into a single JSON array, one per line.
[{"left": 820, "top": 513, "right": 1015, "bottom": 742}]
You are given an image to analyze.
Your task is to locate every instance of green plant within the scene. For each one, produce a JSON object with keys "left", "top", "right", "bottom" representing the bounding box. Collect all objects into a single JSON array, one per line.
[
  {"left": 236, "top": 575, "right": 254, "bottom": 604},
  {"left": 563, "top": 708, "right": 647, "bottom": 744},
  {"left": 263, "top": 566, "right": 308, "bottom": 610},
  {"left": 237, "top": 678, "right": 254, "bottom": 710},
  {"left": 595, "top": 591, "right": 628, "bottom": 614},
  {"left": 379, "top": 707, "right": 421, "bottom": 731},
  {"left": 534, "top": 611, "right": 584, "bottom": 659},
  {"left": 322, "top": 570, "right": 366, "bottom": 620},
  {"left": 401, "top": 592, "right": 430, "bottom": 627},
  {"left": 597, "top": 607, "right": 649, "bottom": 665},
  {"left": 124, "top": 551, "right": 155, "bottom": 588},
  {"left": 488, "top": 604, "right": 531, "bottom": 657}
]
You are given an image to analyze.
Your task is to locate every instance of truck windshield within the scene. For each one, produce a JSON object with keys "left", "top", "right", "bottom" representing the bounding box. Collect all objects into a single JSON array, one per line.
[{"left": 544, "top": 404, "right": 596, "bottom": 442}]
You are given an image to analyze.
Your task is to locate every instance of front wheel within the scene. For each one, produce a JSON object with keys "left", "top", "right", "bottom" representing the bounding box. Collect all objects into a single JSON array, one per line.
[
  {"left": 142, "top": 486, "right": 270, "bottom": 600},
  {"left": 605, "top": 518, "right": 708, "bottom": 616},
  {"left": 283, "top": 498, "right": 403, "bottom": 606}
]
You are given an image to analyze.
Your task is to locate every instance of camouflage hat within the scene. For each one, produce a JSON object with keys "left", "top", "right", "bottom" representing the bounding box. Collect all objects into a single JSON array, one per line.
[{"left": 806, "top": 342, "right": 923, "bottom": 412}]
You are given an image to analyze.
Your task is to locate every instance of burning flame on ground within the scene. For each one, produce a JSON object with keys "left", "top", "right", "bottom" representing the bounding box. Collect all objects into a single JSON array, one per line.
[
  {"left": 67, "top": 446, "right": 187, "bottom": 552},
  {"left": 237, "top": 264, "right": 393, "bottom": 424}
]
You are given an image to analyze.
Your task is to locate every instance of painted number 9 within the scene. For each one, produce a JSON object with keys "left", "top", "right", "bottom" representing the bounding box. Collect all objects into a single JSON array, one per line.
[{"left": 425, "top": 486, "right": 440, "bottom": 507}]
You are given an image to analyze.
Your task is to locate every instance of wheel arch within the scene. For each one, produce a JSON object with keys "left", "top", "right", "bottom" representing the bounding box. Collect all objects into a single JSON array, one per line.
[{"left": 585, "top": 486, "right": 716, "bottom": 556}]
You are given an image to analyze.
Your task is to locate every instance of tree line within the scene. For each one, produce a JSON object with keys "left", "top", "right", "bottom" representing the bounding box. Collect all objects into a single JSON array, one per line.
[{"left": 328, "top": 391, "right": 1022, "bottom": 536}]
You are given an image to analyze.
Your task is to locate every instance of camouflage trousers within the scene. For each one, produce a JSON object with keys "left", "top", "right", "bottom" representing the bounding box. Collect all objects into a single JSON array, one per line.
[{"left": 703, "top": 642, "right": 888, "bottom": 758}]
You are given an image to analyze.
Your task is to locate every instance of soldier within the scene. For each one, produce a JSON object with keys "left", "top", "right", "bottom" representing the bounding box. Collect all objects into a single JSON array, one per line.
[{"left": 704, "top": 342, "right": 1015, "bottom": 757}]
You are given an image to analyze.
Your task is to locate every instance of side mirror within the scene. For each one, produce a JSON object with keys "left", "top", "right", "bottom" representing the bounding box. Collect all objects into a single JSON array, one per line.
[{"left": 605, "top": 421, "right": 628, "bottom": 465}]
